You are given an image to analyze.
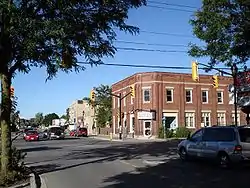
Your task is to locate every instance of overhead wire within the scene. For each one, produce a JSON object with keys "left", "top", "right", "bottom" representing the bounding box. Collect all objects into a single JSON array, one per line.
[
  {"left": 148, "top": 1, "right": 198, "bottom": 9},
  {"left": 115, "top": 40, "right": 188, "bottom": 47},
  {"left": 77, "top": 61, "right": 232, "bottom": 71},
  {"left": 116, "top": 47, "right": 187, "bottom": 53}
]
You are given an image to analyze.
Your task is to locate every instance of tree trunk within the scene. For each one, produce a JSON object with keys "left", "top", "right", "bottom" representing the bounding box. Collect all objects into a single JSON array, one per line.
[{"left": 1, "top": 71, "right": 12, "bottom": 176}]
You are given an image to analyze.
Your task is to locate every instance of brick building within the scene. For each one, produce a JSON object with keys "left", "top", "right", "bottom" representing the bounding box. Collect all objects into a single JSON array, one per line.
[{"left": 111, "top": 72, "right": 246, "bottom": 138}]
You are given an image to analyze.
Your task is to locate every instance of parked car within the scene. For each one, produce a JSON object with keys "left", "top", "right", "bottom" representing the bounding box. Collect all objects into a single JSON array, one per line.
[
  {"left": 48, "top": 126, "right": 65, "bottom": 139},
  {"left": 178, "top": 125, "right": 250, "bottom": 167},
  {"left": 38, "top": 129, "right": 49, "bottom": 140},
  {"left": 23, "top": 128, "right": 34, "bottom": 139},
  {"left": 76, "top": 128, "right": 88, "bottom": 137},
  {"left": 70, "top": 130, "right": 77, "bottom": 137},
  {"left": 24, "top": 130, "right": 39, "bottom": 141}
]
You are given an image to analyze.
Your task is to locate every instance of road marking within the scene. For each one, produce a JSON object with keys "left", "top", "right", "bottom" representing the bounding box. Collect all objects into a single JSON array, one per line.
[{"left": 119, "top": 160, "right": 138, "bottom": 168}]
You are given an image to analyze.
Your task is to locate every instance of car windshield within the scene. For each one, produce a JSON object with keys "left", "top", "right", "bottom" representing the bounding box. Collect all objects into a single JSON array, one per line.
[
  {"left": 50, "top": 127, "right": 63, "bottom": 133},
  {"left": 239, "top": 128, "right": 250, "bottom": 143},
  {"left": 26, "top": 131, "right": 37, "bottom": 135}
]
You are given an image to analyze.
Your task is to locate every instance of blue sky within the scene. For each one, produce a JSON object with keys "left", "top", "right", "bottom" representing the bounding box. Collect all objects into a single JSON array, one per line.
[{"left": 13, "top": 0, "right": 222, "bottom": 118}]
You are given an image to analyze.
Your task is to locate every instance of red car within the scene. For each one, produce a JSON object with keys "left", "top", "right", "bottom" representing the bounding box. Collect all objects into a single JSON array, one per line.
[
  {"left": 24, "top": 131, "right": 39, "bottom": 141},
  {"left": 70, "top": 130, "right": 77, "bottom": 137},
  {"left": 76, "top": 128, "right": 88, "bottom": 137}
]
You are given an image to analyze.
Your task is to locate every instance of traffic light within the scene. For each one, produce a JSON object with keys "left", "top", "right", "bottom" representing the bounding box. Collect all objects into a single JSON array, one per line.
[
  {"left": 10, "top": 86, "right": 14, "bottom": 97},
  {"left": 130, "top": 85, "right": 135, "bottom": 98},
  {"left": 90, "top": 89, "right": 95, "bottom": 101},
  {"left": 191, "top": 61, "right": 199, "bottom": 81},
  {"left": 212, "top": 75, "right": 218, "bottom": 88}
]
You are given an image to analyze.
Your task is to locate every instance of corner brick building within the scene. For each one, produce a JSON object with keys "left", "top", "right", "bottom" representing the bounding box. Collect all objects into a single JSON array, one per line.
[{"left": 111, "top": 72, "right": 245, "bottom": 138}]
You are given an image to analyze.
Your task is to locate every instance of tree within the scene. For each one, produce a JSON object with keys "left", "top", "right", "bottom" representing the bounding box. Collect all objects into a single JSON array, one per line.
[
  {"left": 91, "top": 85, "right": 112, "bottom": 128},
  {"left": 188, "top": 0, "right": 250, "bottom": 69},
  {"left": 42, "top": 113, "right": 60, "bottom": 127},
  {"left": 34, "top": 112, "right": 44, "bottom": 126},
  {"left": 0, "top": 0, "right": 146, "bottom": 176}
]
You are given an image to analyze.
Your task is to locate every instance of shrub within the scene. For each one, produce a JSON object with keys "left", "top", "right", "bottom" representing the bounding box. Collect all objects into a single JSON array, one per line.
[
  {"left": 175, "top": 127, "right": 191, "bottom": 138},
  {"left": 158, "top": 126, "right": 174, "bottom": 138},
  {"left": 158, "top": 126, "right": 164, "bottom": 138},
  {"left": 0, "top": 146, "right": 28, "bottom": 186}
]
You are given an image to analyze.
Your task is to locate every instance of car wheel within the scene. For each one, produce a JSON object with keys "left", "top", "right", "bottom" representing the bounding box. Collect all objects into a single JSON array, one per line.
[
  {"left": 218, "top": 152, "right": 230, "bottom": 168},
  {"left": 179, "top": 147, "right": 188, "bottom": 161}
]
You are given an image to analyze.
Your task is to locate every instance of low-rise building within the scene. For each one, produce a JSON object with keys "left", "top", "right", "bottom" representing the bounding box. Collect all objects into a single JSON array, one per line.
[
  {"left": 68, "top": 99, "right": 95, "bottom": 135},
  {"left": 111, "top": 72, "right": 245, "bottom": 138}
]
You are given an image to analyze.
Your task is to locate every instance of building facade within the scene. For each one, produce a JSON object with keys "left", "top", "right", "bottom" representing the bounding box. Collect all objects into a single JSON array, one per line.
[
  {"left": 68, "top": 99, "right": 95, "bottom": 134},
  {"left": 112, "top": 72, "right": 246, "bottom": 138}
]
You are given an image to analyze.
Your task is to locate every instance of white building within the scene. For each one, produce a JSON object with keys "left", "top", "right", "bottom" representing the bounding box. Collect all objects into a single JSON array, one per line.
[
  {"left": 68, "top": 99, "right": 95, "bottom": 135},
  {"left": 52, "top": 119, "right": 67, "bottom": 126}
]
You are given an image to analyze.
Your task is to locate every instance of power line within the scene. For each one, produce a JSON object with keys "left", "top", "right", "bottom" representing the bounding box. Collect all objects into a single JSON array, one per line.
[
  {"left": 77, "top": 61, "right": 232, "bottom": 70},
  {"left": 148, "top": 1, "right": 198, "bottom": 9},
  {"left": 116, "top": 47, "right": 187, "bottom": 53},
  {"left": 139, "top": 30, "right": 195, "bottom": 38},
  {"left": 115, "top": 40, "right": 188, "bottom": 47},
  {"left": 147, "top": 5, "right": 194, "bottom": 13}
]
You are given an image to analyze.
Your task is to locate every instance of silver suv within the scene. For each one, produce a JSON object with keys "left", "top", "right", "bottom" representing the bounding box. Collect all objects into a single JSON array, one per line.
[{"left": 178, "top": 126, "right": 250, "bottom": 167}]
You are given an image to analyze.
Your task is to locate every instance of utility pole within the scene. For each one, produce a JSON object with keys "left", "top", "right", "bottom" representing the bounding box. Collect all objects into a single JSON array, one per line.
[
  {"left": 119, "top": 93, "right": 122, "bottom": 139},
  {"left": 231, "top": 63, "right": 238, "bottom": 126},
  {"left": 111, "top": 91, "right": 132, "bottom": 140}
]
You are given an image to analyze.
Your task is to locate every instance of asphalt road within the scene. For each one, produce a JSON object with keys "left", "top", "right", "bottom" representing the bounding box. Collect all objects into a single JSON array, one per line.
[{"left": 13, "top": 137, "right": 250, "bottom": 188}]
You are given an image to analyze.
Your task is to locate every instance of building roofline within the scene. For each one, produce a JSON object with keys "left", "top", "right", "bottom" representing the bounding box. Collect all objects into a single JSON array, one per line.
[{"left": 111, "top": 71, "right": 232, "bottom": 87}]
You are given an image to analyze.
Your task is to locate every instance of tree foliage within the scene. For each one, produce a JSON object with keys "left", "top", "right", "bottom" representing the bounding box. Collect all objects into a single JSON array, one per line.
[
  {"left": 189, "top": 0, "right": 250, "bottom": 69},
  {"left": 91, "top": 85, "right": 112, "bottom": 128},
  {"left": 0, "top": 0, "right": 146, "bottom": 177},
  {"left": 42, "top": 113, "right": 59, "bottom": 127},
  {"left": 0, "top": 0, "right": 146, "bottom": 78},
  {"left": 34, "top": 112, "right": 44, "bottom": 126}
]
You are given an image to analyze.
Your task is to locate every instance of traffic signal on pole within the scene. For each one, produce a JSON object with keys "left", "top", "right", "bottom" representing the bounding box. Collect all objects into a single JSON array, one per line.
[
  {"left": 10, "top": 86, "right": 14, "bottom": 97},
  {"left": 130, "top": 85, "right": 135, "bottom": 97},
  {"left": 191, "top": 62, "right": 199, "bottom": 81},
  {"left": 212, "top": 75, "right": 219, "bottom": 88},
  {"left": 90, "top": 89, "right": 95, "bottom": 101}
]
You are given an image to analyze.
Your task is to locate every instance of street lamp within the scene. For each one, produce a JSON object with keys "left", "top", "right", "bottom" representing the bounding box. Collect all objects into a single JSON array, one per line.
[{"left": 231, "top": 63, "right": 238, "bottom": 126}]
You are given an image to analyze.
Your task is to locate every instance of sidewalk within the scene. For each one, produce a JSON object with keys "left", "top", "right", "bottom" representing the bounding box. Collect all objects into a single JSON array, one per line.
[{"left": 91, "top": 134, "right": 184, "bottom": 142}]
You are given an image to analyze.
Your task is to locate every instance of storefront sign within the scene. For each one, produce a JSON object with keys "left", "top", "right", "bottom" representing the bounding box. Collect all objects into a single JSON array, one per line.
[{"left": 137, "top": 111, "right": 155, "bottom": 120}]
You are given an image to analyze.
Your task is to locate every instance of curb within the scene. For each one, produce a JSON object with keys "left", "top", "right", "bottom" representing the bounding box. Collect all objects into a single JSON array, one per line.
[
  {"left": 91, "top": 137, "right": 123, "bottom": 142},
  {"left": 8, "top": 182, "right": 30, "bottom": 188}
]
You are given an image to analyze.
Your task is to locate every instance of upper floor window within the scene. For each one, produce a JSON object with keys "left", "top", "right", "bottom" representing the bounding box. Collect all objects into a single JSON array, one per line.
[
  {"left": 131, "top": 96, "right": 133, "bottom": 104},
  {"left": 113, "top": 97, "right": 115, "bottom": 109},
  {"left": 185, "top": 89, "right": 192, "bottom": 103},
  {"left": 123, "top": 92, "right": 126, "bottom": 106},
  {"left": 143, "top": 89, "right": 150, "bottom": 103},
  {"left": 201, "top": 90, "right": 208, "bottom": 103},
  {"left": 217, "top": 91, "right": 223, "bottom": 104},
  {"left": 166, "top": 88, "right": 173, "bottom": 102},
  {"left": 229, "top": 92, "right": 235, "bottom": 104}
]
